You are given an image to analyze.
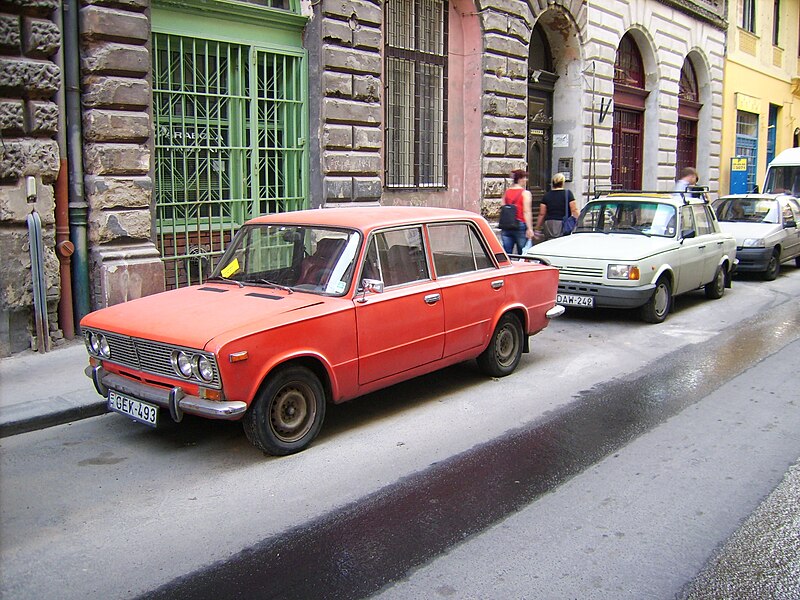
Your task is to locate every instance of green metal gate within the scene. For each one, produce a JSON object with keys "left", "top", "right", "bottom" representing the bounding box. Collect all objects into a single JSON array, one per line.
[{"left": 152, "top": 33, "right": 307, "bottom": 289}]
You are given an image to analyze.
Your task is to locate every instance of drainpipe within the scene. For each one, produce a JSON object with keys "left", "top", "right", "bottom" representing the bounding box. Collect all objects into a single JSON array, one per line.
[
  {"left": 54, "top": 4, "right": 75, "bottom": 339},
  {"left": 63, "top": 0, "right": 91, "bottom": 327}
]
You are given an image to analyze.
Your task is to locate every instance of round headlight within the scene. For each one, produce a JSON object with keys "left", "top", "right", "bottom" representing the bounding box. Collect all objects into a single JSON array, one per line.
[
  {"left": 194, "top": 355, "right": 214, "bottom": 382},
  {"left": 172, "top": 351, "right": 193, "bottom": 378},
  {"left": 89, "top": 332, "right": 101, "bottom": 354},
  {"left": 98, "top": 334, "right": 111, "bottom": 358}
]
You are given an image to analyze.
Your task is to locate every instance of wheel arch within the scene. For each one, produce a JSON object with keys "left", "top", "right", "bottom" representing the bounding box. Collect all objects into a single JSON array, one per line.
[{"left": 253, "top": 355, "right": 334, "bottom": 408}]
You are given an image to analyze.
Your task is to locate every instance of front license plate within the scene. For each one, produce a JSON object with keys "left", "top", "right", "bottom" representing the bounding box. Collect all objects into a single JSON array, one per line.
[
  {"left": 557, "top": 293, "right": 595, "bottom": 308},
  {"left": 108, "top": 390, "right": 158, "bottom": 427}
]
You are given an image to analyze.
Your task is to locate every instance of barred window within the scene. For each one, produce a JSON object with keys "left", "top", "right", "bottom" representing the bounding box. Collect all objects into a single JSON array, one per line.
[{"left": 385, "top": 0, "right": 448, "bottom": 189}]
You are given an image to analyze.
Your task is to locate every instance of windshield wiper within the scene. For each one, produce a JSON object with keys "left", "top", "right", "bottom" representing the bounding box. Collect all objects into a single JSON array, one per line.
[
  {"left": 257, "top": 279, "right": 294, "bottom": 294},
  {"left": 206, "top": 275, "right": 244, "bottom": 288},
  {"left": 610, "top": 226, "right": 651, "bottom": 237}
]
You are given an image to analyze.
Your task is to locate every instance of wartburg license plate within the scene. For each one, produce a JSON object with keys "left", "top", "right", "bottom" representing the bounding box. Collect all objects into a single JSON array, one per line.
[
  {"left": 557, "top": 293, "right": 595, "bottom": 308},
  {"left": 108, "top": 390, "right": 158, "bottom": 427}
]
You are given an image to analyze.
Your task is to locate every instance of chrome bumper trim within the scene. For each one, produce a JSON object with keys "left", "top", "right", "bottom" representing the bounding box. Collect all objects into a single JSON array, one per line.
[
  {"left": 85, "top": 366, "right": 247, "bottom": 421},
  {"left": 546, "top": 304, "right": 566, "bottom": 319}
]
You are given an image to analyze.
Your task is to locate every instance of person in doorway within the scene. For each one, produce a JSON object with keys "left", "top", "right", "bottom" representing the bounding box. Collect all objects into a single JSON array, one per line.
[
  {"left": 501, "top": 169, "right": 534, "bottom": 254},
  {"left": 535, "top": 172, "right": 578, "bottom": 240},
  {"left": 674, "top": 166, "right": 698, "bottom": 192}
]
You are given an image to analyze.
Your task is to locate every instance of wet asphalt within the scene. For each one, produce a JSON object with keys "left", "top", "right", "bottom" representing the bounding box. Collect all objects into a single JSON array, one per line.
[{"left": 141, "top": 303, "right": 800, "bottom": 600}]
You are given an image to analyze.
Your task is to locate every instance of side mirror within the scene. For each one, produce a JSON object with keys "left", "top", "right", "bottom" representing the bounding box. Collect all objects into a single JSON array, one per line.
[
  {"left": 362, "top": 278, "right": 384, "bottom": 293},
  {"left": 681, "top": 229, "right": 696, "bottom": 240},
  {"left": 752, "top": 184, "right": 760, "bottom": 193},
  {"left": 357, "top": 278, "right": 384, "bottom": 303},
  {"left": 785, "top": 219, "right": 797, "bottom": 229}
]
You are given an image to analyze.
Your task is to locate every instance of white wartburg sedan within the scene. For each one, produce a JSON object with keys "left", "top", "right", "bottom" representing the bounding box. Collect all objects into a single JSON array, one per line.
[{"left": 526, "top": 191, "right": 737, "bottom": 323}]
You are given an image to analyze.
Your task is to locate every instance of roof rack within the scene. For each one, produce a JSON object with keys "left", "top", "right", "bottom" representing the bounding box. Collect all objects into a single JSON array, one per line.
[{"left": 592, "top": 186, "right": 710, "bottom": 203}]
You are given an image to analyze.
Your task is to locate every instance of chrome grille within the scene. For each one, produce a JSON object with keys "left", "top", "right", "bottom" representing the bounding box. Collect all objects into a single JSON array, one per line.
[
  {"left": 87, "top": 329, "right": 221, "bottom": 388},
  {"left": 558, "top": 265, "right": 604, "bottom": 278}
]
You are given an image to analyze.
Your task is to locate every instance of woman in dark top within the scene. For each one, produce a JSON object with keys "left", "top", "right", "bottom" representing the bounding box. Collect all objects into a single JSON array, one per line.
[{"left": 535, "top": 172, "right": 579, "bottom": 240}]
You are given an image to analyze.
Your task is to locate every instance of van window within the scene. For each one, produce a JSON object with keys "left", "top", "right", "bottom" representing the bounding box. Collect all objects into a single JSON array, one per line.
[{"left": 764, "top": 165, "right": 800, "bottom": 195}]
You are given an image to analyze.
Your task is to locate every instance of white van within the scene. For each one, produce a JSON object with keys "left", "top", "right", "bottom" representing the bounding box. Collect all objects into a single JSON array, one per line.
[{"left": 763, "top": 147, "right": 800, "bottom": 195}]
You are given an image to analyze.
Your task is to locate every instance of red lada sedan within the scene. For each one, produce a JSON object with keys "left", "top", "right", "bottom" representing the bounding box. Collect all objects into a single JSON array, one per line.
[{"left": 82, "top": 207, "right": 563, "bottom": 455}]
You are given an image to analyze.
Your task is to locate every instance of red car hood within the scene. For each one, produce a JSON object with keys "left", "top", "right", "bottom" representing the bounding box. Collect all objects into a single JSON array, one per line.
[{"left": 80, "top": 284, "right": 345, "bottom": 350}]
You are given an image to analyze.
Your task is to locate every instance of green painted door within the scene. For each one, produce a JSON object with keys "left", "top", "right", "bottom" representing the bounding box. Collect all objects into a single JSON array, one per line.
[{"left": 152, "top": 4, "right": 308, "bottom": 289}]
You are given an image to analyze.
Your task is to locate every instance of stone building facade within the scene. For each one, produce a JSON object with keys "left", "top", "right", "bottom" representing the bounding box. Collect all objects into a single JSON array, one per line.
[{"left": 0, "top": 0, "right": 726, "bottom": 355}]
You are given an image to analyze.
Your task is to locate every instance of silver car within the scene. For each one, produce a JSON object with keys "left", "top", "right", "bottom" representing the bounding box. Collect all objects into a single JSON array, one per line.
[{"left": 712, "top": 194, "right": 800, "bottom": 280}]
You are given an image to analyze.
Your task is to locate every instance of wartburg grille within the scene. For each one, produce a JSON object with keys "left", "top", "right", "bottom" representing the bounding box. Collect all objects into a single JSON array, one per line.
[
  {"left": 98, "top": 332, "right": 221, "bottom": 388},
  {"left": 557, "top": 265, "right": 604, "bottom": 279}
]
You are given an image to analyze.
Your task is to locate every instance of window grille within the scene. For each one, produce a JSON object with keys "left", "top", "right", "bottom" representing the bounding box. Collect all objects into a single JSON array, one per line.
[
  {"left": 385, "top": 0, "right": 448, "bottom": 189},
  {"left": 152, "top": 33, "right": 306, "bottom": 289},
  {"left": 735, "top": 110, "right": 759, "bottom": 191},
  {"left": 614, "top": 34, "right": 645, "bottom": 89}
]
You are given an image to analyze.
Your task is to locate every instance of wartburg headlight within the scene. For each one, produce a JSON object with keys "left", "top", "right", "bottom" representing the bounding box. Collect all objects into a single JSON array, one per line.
[
  {"left": 172, "top": 350, "right": 193, "bottom": 378},
  {"left": 194, "top": 355, "right": 215, "bottom": 382},
  {"left": 742, "top": 238, "right": 765, "bottom": 248},
  {"left": 608, "top": 264, "right": 640, "bottom": 280}
]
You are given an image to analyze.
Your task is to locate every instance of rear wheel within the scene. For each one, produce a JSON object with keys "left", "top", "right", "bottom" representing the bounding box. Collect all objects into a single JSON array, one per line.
[
  {"left": 476, "top": 313, "right": 524, "bottom": 377},
  {"left": 640, "top": 277, "right": 671, "bottom": 324},
  {"left": 243, "top": 366, "right": 326, "bottom": 456},
  {"left": 704, "top": 265, "right": 725, "bottom": 299},
  {"left": 763, "top": 249, "right": 780, "bottom": 281}
]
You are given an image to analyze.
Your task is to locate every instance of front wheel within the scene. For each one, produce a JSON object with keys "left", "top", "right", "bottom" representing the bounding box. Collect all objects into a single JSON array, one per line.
[
  {"left": 640, "top": 277, "right": 672, "bottom": 324},
  {"left": 476, "top": 313, "right": 524, "bottom": 377},
  {"left": 243, "top": 366, "right": 326, "bottom": 456},
  {"left": 704, "top": 265, "right": 725, "bottom": 299},
  {"left": 762, "top": 250, "right": 780, "bottom": 281}
]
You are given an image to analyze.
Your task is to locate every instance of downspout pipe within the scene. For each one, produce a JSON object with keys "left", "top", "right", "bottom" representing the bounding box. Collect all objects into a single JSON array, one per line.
[
  {"left": 64, "top": 0, "right": 91, "bottom": 327},
  {"left": 54, "top": 3, "right": 75, "bottom": 340}
]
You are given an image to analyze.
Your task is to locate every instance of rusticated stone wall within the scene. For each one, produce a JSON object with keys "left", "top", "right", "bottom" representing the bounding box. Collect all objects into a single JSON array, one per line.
[
  {"left": 79, "top": 0, "right": 164, "bottom": 309},
  {"left": 306, "top": 0, "right": 383, "bottom": 206},
  {"left": 0, "top": 0, "right": 62, "bottom": 355}
]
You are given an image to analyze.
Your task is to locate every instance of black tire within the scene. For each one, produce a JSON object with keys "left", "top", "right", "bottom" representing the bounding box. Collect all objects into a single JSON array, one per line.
[
  {"left": 476, "top": 313, "right": 524, "bottom": 377},
  {"left": 243, "top": 366, "right": 326, "bottom": 456},
  {"left": 762, "top": 250, "right": 780, "bottom": 281},
  {"left": 704, "top": 265, "right": 725, "bottom": 299},
  {"left": 640, "top": 276, "right": 671, "bottom": 324}
]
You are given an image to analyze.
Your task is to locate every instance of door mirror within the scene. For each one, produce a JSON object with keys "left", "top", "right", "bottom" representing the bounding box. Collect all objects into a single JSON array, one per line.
[
  {"left": 681, "top": 228, "right": 696, "bottom": 240},
  {"left": 784, "top": 219, "right": 797, "bottom": 229},
  {"left": 362, "top": 278, "right": 384, "bottom": 294}
]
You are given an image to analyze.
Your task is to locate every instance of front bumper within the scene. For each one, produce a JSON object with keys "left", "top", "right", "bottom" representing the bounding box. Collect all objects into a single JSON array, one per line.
[
  {"left": 558, "top": 280, "right": 656, "bottom": 309},
  {"left": 86, "top": 365, "right": 248, "bottom": 422},
  {"left": 733, "top": 247, "right": 773, "bottom": 272}
]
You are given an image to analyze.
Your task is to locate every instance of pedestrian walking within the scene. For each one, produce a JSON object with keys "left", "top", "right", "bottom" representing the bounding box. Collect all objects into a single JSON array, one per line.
[
  {"left": 500, "top": 169, "right": 534, "bottom": 254},
  {"left": 674, "top": 166, "right": 698, "bottom": 192},
  {"left": 535, "top": 173, "right": 578, "bottom": 240}
]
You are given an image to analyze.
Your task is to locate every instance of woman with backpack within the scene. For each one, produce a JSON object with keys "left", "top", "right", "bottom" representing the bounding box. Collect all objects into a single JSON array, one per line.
[{"left": 499, "top": 169, "right": 534, "bottom": 254}]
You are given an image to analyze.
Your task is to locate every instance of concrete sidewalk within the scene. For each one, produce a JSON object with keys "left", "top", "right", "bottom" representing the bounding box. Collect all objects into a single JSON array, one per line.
[{"left": 0, "top": 339, "right": 106, "bottom": 437}]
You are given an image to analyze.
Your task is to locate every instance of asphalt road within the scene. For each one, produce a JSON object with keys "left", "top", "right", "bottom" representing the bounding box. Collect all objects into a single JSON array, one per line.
[{"left": 1, "top": 266, "right": 799, "bottom": 599}]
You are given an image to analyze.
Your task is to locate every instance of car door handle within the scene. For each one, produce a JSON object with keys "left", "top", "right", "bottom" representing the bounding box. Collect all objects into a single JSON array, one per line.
[
  {"left": 698, "top": 245, "right": 706, "bottom": 249},
  {"left": 424, "top": 293, "right": 441, "bottom": 304},
  {"left": 491, "top": 280, "right": 504, "bottom": 289}
]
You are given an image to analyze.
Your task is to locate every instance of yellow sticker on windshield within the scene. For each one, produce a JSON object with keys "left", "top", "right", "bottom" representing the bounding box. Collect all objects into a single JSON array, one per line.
[{"left": 221, "top": 258, "right": 240, "bottom": 279}]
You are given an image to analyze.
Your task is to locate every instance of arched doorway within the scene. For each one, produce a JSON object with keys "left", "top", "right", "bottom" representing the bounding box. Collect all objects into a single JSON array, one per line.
[
  {"left": 527, "top": 23, "right": 557, "bottom": 201},
  {"left": 612, "top": 33, "right": 647, "bottom": 190},
  {"left": 677, "top": 58, "right": 701, "bottom": 179}
]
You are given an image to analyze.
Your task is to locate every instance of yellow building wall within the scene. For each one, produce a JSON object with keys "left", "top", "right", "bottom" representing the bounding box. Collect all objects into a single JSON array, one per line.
[{"left": 719, "top": 0, "right": 800, "bottom": 195}]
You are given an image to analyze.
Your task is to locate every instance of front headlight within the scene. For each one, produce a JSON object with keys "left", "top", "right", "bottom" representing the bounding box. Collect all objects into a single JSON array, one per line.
[
  {"left": 85, "top": 331, "right": 110, "bottom": 357},
  {"left": 742, "top": 238, "right": 765, "bottom": 248},
  {"left": 194, "top": 355, "right": 215, "bottom": 382},
  {"left": 608, "top": 264, "right": 640, "bottom": 280},
  {"left": 171, "top": 350, "right": 194, "bottom": 378}
]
